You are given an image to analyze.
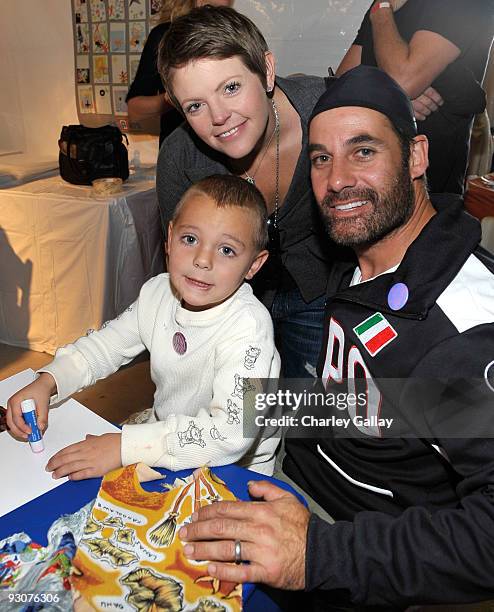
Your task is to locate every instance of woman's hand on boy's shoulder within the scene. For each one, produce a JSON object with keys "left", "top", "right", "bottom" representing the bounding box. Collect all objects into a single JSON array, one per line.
[
  {"left": 6, "top": 373, "right": 56, "bottom": 439},
  {"left": 46, "top": 432, "right": 122, "bottom": 480}
]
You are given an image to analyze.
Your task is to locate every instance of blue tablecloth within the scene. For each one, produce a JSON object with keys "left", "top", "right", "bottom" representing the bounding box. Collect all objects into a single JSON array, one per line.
[{"left": 1, "top": 464, "right": 304, "bottom": 610}]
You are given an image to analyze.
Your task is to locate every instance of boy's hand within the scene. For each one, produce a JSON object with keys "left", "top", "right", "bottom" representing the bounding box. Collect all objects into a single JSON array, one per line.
[
  {"left": 6, "top": 373, "right": 56, "bottom": 439},
  {"left": 46, "top": 433, "right": 122, "bottom": 480}
]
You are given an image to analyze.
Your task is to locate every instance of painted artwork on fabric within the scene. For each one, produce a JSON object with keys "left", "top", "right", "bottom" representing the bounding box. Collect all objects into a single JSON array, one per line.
[
  {"left": 94, "top": 55, "right": 109, "bottom": 83},
  {"left": 71, "top": 465, "right": 242, "bottom": 611},
  {"left": 95, "top": 85, "right": 112, "bottom": 114},
  {"left": 108, "top": 0, "right": 125, "bottom": 20},
  {"left": 110, "top": 22, "right": 126, "bottom": 52},
  {"left": 128, "top": 0, "right": 146, "bottom": 20},
  {"left": 76, "top": 55, "right": 90, "bottom": 83},
  {"left": 92, "top": 23, "right": 109, "bottom": 53},
  {"left": 78, "top": 85, "right": 95, "bottom": 113},
  {"left": 91, "top": 0, "right": 107, "bottom": 22},
  {"left": 77, "top": 68, "right": 90, "bottom": 84},
  {"left": 0, "top": 531, "right": 76, "bottom": 608},
  {"left": 112, "top": 86, "right": 128, "bottom": 115},
  {"left": 112, "top": 54, "right": 128, "bottom": 83},
  {"left": 76, "top": 23, "right": 90, "bottom": 53},
  {"left": 71, "top": 0, "right": 155, "bottom": 124},
  {"left": 128, "top": 21, "right": 146, "bottom": 53},
  {"left": 73, "top": 0, "right": 88, "bottom": 23},
  {"left": 129, "top": 54, "right": 141, "bottom": 82}
]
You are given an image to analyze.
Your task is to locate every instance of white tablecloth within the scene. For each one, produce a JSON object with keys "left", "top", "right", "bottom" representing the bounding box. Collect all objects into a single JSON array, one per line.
[{"left": 0, "top": 174, "right": 163, "bottom": 353}]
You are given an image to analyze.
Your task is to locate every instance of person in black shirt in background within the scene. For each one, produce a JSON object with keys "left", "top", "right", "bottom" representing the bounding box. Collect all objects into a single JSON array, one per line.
[{"left": 336, "top": 0, "right": 494, "bottom": 195}]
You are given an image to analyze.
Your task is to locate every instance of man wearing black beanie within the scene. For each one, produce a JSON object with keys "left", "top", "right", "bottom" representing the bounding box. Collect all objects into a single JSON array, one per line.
[{"left": 176, "top": 66, "right": 494, "bottom": 610}]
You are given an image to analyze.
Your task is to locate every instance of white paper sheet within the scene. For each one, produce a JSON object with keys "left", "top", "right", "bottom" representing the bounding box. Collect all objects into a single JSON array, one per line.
[
  {"left": 0, "top": 368, "right": 36, "bottom": 408},
  {"left": 0, "top": 371, "right": 120, "bottom": 518}
]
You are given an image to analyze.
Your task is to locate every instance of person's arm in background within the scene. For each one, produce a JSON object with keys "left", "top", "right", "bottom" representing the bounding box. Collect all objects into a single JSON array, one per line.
[
  {"left": 369, "top": 0, "right": 459, "bottom": 100},
  {"left": 127, "top": 92, "right": 174, "bottom": 123},
  {"left": 336, "top": 2, "right": 368, "bottom": 78},
  {"left": 337, "top": 1, "right": 450, "bottom": 120},
  {"left": 126, "top": 24, "right": 174, "bottom": 123},
  {"left": 335, "top": 44, "right": 362, "bottom": 77}
]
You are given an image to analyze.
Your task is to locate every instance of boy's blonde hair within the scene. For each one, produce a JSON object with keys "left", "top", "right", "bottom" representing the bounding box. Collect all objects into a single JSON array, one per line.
[{"left": 172, "top": 175, "right": 268, "bottom": 251}]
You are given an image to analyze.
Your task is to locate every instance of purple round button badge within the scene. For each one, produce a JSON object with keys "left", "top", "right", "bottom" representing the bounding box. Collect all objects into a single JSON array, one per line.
[
  {"left": 173, "top": 331, "right": 187, "bottom": 355},
  {"left": 387, "top": 282, "right": 409, "bottom": 311}
]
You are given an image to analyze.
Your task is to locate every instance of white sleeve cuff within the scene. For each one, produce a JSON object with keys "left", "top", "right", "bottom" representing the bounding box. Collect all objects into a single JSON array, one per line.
[
  {"left": 121, "top": 418, "right": 176, "bottom": 468},
  {"left": 37, "top": 348, "right": 92, "bottom": 403}
]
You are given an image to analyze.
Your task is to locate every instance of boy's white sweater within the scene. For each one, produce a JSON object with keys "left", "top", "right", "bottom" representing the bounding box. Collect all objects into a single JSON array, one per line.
[{"left": 40, "top": 274, "right": 281, "bottom": 474}]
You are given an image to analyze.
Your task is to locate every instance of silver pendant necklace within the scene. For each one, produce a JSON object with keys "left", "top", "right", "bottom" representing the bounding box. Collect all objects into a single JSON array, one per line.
[
  {"left": 244, "top": 98, "right": 280, "bottom": 225},
  {"left": 244, "top": 99, "right": 279, "bottom": 185}
]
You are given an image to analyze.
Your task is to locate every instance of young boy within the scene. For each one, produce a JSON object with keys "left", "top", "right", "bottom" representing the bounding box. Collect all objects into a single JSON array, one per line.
[{"left": 7, "top": 175, "right": 280, "bottom": 479}]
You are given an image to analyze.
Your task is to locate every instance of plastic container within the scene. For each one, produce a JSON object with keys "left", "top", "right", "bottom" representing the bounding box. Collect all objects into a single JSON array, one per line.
[{"left": 91, "top": 177, "right": 123, "bottom": 196}]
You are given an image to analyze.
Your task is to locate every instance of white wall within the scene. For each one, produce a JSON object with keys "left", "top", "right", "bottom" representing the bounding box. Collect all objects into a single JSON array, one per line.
[
  {"left": 0, "top": 0, "right": 368, "bottom": 168},
  {"left": 236, "top": 0, "right": 365, "bottom": 77},
  {"left": 0, "top": 0, "right": 78, "bottom": 165}
]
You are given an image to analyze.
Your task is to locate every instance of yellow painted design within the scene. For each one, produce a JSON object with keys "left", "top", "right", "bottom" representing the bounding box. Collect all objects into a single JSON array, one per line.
[{"left": 71, "top": 465, "right": 242, "bottom": 611}]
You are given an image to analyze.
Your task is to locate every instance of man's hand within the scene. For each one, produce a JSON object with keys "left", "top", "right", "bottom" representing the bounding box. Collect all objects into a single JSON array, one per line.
[
  {"left": 179, "top": 480, "right": 310, "bottom": 589},
  {"left": 412, "top": 87, "right": 444, "bottom": 120},
  {"left": 6, "top": 373, "right": 56, "bottom": 439},
  {"left": 46, "top": 433, "right": 122, "bottom": 480}
]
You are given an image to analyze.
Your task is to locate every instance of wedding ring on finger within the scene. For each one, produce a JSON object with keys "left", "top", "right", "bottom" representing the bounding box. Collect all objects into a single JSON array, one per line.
[{"left": 234, "top": 539, "right": 242, "bottom": 565}]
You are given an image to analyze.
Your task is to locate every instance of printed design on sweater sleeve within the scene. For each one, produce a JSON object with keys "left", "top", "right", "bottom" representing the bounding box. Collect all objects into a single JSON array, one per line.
[
  {"left": 226, "top": 400, "right": 240, "bottom": 425},
  {"left": 243, "top": 346, "right": 261, "bottom": 370},
  {"left": 210, "top": 425, "right": 227, "bottom": 441},
  {"left": 231, "top": 374, "right": 255, "bottom": 400},
  {"left": 177, "top": 420, "right": 206, "bottom": 448}
]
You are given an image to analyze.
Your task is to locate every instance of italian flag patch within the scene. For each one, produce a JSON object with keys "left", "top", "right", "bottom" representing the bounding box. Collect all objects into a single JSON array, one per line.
[{"left": 353, "top": 312, "right": 397, "bottom": 357}]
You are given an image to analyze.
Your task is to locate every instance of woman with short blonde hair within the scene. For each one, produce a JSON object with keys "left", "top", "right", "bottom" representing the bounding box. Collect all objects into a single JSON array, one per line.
[{"left": 127, "top": 0, "right": 232, "bottom": 144}]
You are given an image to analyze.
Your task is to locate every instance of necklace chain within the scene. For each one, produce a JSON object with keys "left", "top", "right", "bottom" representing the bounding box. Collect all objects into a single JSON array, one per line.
[
  {"left": 244, "top": 98, "right": 280, "bottom": 227},
  {"left": 273, "top": 99, "right": 280, "bottom": 229}
]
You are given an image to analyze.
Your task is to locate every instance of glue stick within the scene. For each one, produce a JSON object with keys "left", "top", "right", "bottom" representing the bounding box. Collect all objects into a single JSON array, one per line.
[{"left": 20, "top": 399, "right": 44, "bottom": 453}]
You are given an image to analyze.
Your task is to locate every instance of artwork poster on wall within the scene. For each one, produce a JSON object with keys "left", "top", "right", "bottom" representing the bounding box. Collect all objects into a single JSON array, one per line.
[{"left": 70, "top": 0, "right": 159, "bottom": 131}]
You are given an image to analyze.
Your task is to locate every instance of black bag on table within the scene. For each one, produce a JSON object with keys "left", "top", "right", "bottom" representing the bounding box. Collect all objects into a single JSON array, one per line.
[{"left": 58, "top": 124, "right": 129, "bottom": 185}]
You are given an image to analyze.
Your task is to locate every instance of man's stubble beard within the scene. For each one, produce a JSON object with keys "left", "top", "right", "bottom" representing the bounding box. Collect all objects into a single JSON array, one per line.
[{"left": 319, "top": 163, "right": 415, "bottom": 249}]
